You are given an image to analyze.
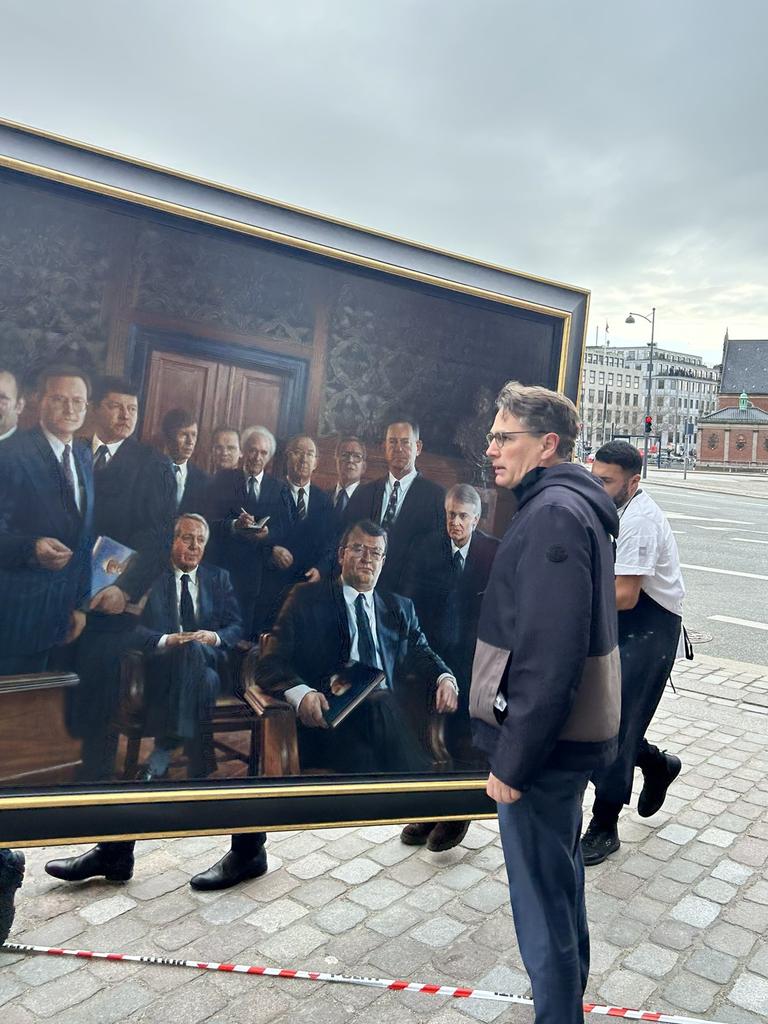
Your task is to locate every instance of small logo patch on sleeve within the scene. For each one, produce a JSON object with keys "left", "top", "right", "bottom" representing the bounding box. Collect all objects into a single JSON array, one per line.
[{"left": 546, "top": 544, "right": 568, "bottom": 563}]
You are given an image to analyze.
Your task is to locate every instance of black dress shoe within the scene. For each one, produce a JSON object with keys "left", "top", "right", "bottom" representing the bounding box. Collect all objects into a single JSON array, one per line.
[
  {"left": 45, "top": 846, "right": 134, "bottom": 883},
  {"left": 638, "top": 751, "right": 682, "bottom": 818},
  {"left": 427, "top": 820, "right": 470, "bottom": 852},
  {"left": 580, "top": 822, "right": 620, "bottom": 866},
  {"left": 190, "top": 849, "right": 268, "bottom": 891},
  {"left": 400, "top": 822, "right": 436, "bottom": 846},
  {"left": 0, "top": 850, "right": 25, "bottom": 945}
]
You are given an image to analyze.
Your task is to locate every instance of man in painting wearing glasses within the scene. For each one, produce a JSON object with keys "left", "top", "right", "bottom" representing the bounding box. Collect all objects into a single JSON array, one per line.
[
  {"left": 257, "top": 519, "right": 459, "bottom": 772},
  {"left": 470, "top": 381, "right": 620, "bottom": 1024},
  {"left": 0, "top": 365, "right": 94, "bottom": 675}
]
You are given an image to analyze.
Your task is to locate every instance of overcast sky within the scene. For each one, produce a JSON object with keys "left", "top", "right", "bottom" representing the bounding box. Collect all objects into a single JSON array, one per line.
[{"left": 1, "top": 0, "right": 766, "bottom": 366}]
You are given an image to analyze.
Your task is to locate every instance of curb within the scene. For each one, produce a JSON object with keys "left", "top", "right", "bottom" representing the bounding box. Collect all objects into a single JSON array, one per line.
[{"left": 644, "top": 478, "right": 768, "bottom": 500}]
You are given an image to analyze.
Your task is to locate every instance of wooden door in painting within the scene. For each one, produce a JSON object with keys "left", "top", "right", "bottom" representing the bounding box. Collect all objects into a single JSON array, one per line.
[{"left": 141, "top": 349, "right": 284, "bottom": 472}]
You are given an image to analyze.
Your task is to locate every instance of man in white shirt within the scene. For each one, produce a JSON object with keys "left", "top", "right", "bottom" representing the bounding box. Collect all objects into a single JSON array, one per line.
[
  {"left": 257, "top": 519, "right": 458, "bottom": 773},
  {"left": 0, "top": 368, "right": 24, "bottom": 443},
  {"left": 581, "top": 440, "right": 685, "bottom": 865}
]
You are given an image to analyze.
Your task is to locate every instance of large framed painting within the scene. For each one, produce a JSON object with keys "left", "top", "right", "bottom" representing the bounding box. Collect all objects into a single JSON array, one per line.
[{"left": 0, "top": 119, "right": 590, "bottom": 846}]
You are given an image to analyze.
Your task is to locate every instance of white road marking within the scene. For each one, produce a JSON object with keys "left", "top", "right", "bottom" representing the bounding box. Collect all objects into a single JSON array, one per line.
[
  {"left": 710, "top": 615, "right": 768, "bottom": 632},
  {"left": 730, "top": 536, "right": 768, "bottom": 545},
  {"left": 693, "top": 526, "right": 731, "bottom": 531},
  {"left": 665, "top": 513, "right": 753, "bottom": 525},
  {"left": 671, "top": 531, "right": 687, "bottom": 535},
  {"left": 681, "top": 563, "right": 768, "bottom": 581}
]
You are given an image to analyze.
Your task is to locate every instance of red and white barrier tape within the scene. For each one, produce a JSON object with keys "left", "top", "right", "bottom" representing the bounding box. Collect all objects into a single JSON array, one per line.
[{"left": 2, "top": 942, "right": 726, "bottom": 1024}]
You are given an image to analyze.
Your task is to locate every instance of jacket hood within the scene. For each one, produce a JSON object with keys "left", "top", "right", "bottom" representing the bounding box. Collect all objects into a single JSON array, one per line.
[{"left": 514, "top": 463, "right": 619, "bottom": 538}]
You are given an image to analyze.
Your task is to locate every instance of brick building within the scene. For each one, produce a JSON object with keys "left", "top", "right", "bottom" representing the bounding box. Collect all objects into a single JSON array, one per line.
[{"left": 697, "top": 336, "right": 768, "bottom": 471}]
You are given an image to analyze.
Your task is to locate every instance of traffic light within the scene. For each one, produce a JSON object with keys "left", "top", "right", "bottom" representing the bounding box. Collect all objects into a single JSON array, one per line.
[{"left": 644, "top": 415, "right": 653, "bottom": 434}]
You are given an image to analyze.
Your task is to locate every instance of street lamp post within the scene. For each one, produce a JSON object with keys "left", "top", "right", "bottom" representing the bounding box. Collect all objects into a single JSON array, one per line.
[{"left": 625, "top": 307, "right": 656, "bottom": 479}]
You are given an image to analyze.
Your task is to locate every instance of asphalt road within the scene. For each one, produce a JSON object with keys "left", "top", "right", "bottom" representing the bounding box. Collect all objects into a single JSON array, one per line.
[{"left": 642, "top": 479, "right": 768, "bottom": 666}]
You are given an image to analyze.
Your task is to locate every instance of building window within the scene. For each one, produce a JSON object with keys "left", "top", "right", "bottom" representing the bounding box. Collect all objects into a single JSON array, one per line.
[
  {"left": 617, "top": 374, "right": 623, "bottom": 386},
  {"left": 588, "top": 389, "right": 595, "bottom": 402},
  {"left": 633, "top": 395, "right": 639, "bottom": 406},
  {"left": 707, "top": 433, "right": 719, "bottom": 450},
  {"left": 589, "top": 371, "right": 596, "bottom": 383},
  {"left": 606, "top": 391, "right": 613, "bottom": 404},
  {"left": 599, "top": 372, "right": 605, "bottom": 384},
  {"left": 598, "top": 390, "right": 604, "bottom": 402},
  {"left": 735, "top": 433, "right": 747, "bottom": 451},
  {"left": 608, "top": 374, "right": 614, "bottom": 385}
]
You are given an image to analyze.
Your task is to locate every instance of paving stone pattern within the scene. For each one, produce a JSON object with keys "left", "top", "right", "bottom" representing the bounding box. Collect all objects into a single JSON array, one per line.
[{"left": 3, "top": 655, "right": 768, "bottom": 1023}]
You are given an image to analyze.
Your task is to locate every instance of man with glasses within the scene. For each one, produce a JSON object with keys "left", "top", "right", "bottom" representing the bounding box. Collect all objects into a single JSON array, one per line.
[
  {"left": 257, "top": 519, "right": 459, "bottom": 773},
  {"left": 470, "top": 381, "right": 620, "bottom": 1024},
  {"left": 0, "top": 365, "right": 94, "bottom": 674},
  {"left": 330, "top": 435, "right": 367, "bottom": 515},
  {"left": 345, "top": 419, "right": 444, "bottom": 592}
]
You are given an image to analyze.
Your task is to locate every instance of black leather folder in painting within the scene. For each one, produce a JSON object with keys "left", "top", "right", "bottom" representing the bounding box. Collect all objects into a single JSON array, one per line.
[{"left": 324, "top": 662, "right": 386, "bottom": 728}]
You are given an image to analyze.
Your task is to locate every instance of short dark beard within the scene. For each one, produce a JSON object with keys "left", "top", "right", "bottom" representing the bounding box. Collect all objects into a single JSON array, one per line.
[{"left": 613, "top": 481, "right": 632, "bottom": 510}]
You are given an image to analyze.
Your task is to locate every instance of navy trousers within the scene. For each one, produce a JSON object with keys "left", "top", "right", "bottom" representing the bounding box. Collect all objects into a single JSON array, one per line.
[{"left": 497, "top": 768, "right": 591, "bottom": 1024}]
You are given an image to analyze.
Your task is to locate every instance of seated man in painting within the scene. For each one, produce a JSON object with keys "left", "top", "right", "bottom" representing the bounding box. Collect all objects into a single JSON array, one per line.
[
  {"left": 131, "top": 512, "right": 243, "bottom": 780},
  {"left": 256, "top": 519, "right": 459, "bottom": 773}
]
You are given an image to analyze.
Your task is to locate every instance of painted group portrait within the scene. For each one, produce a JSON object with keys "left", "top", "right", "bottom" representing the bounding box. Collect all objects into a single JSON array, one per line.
[{"left": 0, "top": 123, "right": 587, "bottom": 842}]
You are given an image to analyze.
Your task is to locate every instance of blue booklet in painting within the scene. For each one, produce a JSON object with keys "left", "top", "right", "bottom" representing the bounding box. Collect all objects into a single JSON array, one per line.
[{"left": 90, "top": 535, "right": 136, "bottom": 599}]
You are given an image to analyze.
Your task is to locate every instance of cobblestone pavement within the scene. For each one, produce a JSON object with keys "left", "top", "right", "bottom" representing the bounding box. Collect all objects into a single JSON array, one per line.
[{"left": 2, "top": 654, "right": 767, "bottom": 1024}]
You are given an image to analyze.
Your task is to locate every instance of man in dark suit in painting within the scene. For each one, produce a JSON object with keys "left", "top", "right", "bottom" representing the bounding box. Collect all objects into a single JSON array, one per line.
[
  {"left": 401, "top": 483, "right": 499, "bottom": 850},
  {"left": 160, "top": 408, "right": 210, "bottom": 516},
  {"left": 344, "top": 419, "right": 445, "bottom": 593},
  {"left": 132, "top": 513, "right": 243, "bottom": 780},
  {"left": 256, "top": 519, "right": 459, "bottom": 774},
  {"left": 70, "top": 378, "right": 177, "bottom": 781},
  {"left": 0, "top": 365, "right": 94, "bottom": 675},
  {"left": 264, "top": 434, "right": 335, "bottom": 618},
  {"left": 89, "top": 376, "right": 177, "bottom": 601},
  {"left": 205, "top": 425, "right": 290, "bottom": 638},
  {"left": 47, "top": 514, "right": 268, "bottom": 893}
]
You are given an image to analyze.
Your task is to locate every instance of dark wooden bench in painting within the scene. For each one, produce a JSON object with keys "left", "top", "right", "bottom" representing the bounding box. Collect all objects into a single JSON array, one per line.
[{"left": 0, "top": 672, "right": 82, "bottom": 785}]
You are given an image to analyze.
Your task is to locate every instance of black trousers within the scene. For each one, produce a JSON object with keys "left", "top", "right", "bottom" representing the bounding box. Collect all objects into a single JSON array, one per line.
[
  {"left": 591, "top": 591, "right": 681, "bottom": 818},
  {"left": 320, "top": 691, "right": 430, "bottom": 774},
  {"left": 498, "top": 768, "right": 591, "bottom": 1024}
]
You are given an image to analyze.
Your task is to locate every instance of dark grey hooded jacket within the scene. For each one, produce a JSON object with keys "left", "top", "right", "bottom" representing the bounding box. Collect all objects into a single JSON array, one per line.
[{"left": 469, "top": 463, "right": 621, "bottom": 791}]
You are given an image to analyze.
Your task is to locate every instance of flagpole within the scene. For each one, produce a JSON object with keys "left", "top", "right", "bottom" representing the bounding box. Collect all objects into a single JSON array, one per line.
[{"left": 601, "top": 323, "right": 610, "bottom": 444}]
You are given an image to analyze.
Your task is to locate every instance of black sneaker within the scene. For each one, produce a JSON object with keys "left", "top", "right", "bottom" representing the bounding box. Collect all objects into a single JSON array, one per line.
[
  {"left": 637, "top": 752, "right": 682, "bottom": 818},
  {"left": 580, "top": 822, "right": 620, "bottom": 866}
]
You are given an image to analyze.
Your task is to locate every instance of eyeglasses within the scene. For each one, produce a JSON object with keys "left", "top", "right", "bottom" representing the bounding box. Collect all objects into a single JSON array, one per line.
[
  {"left": 344, "top": 543, "right": 386, "bottom": 562},
  {"left": 339, "top": 452, "right": 364, "bottom": 462},
  {"left": 485, "top": 430, "right": 545, "bottom": 449},
  {"left": 47, "top": 396, "right": 87, "bottom": 412}
]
